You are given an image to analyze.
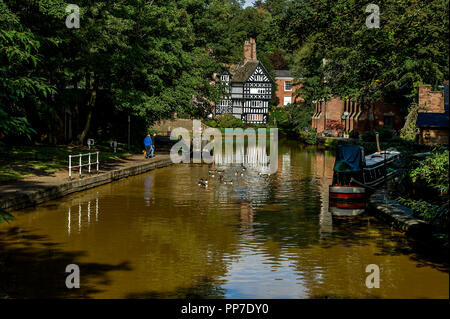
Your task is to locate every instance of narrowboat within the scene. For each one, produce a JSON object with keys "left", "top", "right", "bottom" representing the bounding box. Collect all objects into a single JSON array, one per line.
[{"left": 329, "top": 143, "right": 400, "bottom": 216}]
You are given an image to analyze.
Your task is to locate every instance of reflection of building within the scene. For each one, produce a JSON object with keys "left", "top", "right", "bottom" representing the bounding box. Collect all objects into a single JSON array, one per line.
[
  {"left": 215, "top": 38, "right": 274, "bottom": 124},
  {"left": 240, "top": 204, "right": 254, "bottom": 230},
  {"left": 416, "top": 82, "right": 449, "bottom": 145},
  {"left": 309, "top": 150, "right": 334, "bottom": 236}
]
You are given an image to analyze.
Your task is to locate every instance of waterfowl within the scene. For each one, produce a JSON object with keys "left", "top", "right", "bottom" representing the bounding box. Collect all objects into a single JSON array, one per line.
[
  {"left": 219, "top": 175, "right": 232, "bottom": 185},
  {"left": 198, "top": 178, "right": 208, "bottom": 187}
]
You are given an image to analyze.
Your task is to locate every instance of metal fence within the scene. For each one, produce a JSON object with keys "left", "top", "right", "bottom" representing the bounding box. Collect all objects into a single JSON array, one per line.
[{"left": 69, "top": 152, "right": 99, "bottom": 180}]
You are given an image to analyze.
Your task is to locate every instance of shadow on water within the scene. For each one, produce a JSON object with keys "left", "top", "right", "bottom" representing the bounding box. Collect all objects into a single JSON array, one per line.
[
  {"left": 125, "top": 277, "right": 226, "bottom": 299},
  {"left": 324, "top": 216, "right": 449, "bottom": 273},
  {"left": 0, "top": 227, "right": 132, "bottom": 299}
]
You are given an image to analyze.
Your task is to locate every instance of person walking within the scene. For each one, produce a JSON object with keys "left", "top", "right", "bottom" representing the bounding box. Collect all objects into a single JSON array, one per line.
[
  {"left": 151, "top": 133, "right": 156, "bottom": 158},
  {"left": 144, "top": 134, "right": 152, "bottom": 159}
]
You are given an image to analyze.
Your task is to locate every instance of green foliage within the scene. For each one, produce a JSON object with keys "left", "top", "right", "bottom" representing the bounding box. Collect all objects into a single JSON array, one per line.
[
  {"left": 361, "top": 127, "right": 394, "bottom": 142},
  {"left": 397, "top": 197, "right": 448, "bottom": 225},
  {"left": 400, "top": 102, "right": 425, "bottom": 141},
  {"left": 280, "top": 0, "right": 449, "bottom": 106},
  {"left": 349, "top": 130, "right": 359, "bottom": 139},
  {"left": 283, "top": 102, "right": 314, "bottom": 133},
  {"left": 298, "top": 130, "right": 317, "bottom": 145},
  {"left": 361, "top": 130, "right": 376, "bottom": 142},
  {"left": 268, "top": 108, "right": 288, "bottom": 126},
  {"left": 0, "top": 19, "right": 55, "bottom": 140},
  {"left": 394, "top": 149, "right": 449, "bottom": 242},
  {"left": 324, "top": 137, "right": 339, "bottom": 149},
  {"left": 0, "top": 108, "right": 36, "bottom": 139},
  {"left": 213, "top": 114, "right": 244, "bottom": 128},
  {"left": 207, "top": 120, "right": 217, "bottom": 128},
  {"left": 410, "top": 150, "right": 449, "bottom": 194}
]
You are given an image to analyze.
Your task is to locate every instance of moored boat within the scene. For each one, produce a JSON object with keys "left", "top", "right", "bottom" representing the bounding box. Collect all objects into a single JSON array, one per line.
[{"left": 329, "top": 142, "right": 401, "bottom": 217}]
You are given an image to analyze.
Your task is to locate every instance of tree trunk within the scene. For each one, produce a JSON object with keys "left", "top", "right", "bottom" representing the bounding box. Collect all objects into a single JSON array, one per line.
[{"left": 77, "top": 72, "right": 98, "bottom": 145}]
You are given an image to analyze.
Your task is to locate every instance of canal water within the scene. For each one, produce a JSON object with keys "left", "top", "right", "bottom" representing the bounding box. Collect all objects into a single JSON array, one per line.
[{"left": 1, "top": 138, "right": 448, "bottom": 298}]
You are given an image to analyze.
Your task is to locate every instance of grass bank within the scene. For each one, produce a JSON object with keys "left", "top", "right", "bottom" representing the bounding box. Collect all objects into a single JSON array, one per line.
[{"left": 0, "top": 143, "right": 138, "bottom": 183}]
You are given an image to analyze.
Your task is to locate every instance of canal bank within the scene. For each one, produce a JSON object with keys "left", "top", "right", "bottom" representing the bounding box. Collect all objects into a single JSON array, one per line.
[
  {"left": 0, "top": 154, "right": 173, "bottom": 212},
  {"left": 368, "top": 189, "right": 431, "bottom": 237}
]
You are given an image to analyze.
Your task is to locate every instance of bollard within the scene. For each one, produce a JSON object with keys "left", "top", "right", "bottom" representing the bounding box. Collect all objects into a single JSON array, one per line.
[
  {"left": 96, "top": 152, "right": 99, "bottom": 174},
  {"left": 79, "top": 154, "right": 82, "bottom": 178},
  {"left": 88, "top": 153, "right": 91, "bottom": 175}
]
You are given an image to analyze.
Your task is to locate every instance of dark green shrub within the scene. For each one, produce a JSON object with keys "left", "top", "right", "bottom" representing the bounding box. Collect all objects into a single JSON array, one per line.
[
  {"left": 298, "top": 130, "right": 317, "bottom": 145},
  {"left": 214, "top": 114, "right": 244, "bottom": 128},
  {"left": 349, "top": 130, "right": 359, "bottom": 139},
  {"left": 361, "top": 130, "right": 376, "bottom": 142}
]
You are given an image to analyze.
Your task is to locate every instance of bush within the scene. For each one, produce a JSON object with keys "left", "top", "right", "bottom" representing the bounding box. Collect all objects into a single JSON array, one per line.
[
  {"left": 206, "top": 120, "right": 217, "bottom": 128},
  {"left": 410, "top": 150, "right": 449, "bottom": 194},
  {"left": 400, "top": 102, "right": 425, "bottom": 141},
  {"left": 284, "top": 102, "right": 313, "bottom": 133},
  {"left": 324, "top": 137, "right": 340, "bottom": 149},
  {"left": 361, "top": 130, "right": 376, "bottom": 142},
  {"left": 375, "top": 126, "right": 394, "bottom": 140},
  {"left": 349, "top": 130, "right": 359, "bottom": 138},
  {"left": 298, "top": 130, "right": 317, "bottom": 145},
  {"left": 269, "top": 108, "right": 288, "bottom": 127},
  {"left": 361, "top": 127, "right": 394, "bottom": 142},
  {"left": 213, "top": 114, "right": 244, "bottom": 128}
]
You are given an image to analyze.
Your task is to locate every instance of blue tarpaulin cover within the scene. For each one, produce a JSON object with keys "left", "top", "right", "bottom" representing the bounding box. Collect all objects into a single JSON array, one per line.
[{"left": 333, "top": 145, "right": 363, "bottom": 172}]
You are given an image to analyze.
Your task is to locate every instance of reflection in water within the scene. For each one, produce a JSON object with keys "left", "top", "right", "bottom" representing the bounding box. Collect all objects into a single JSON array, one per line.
[
  {"left": 1, "top": 138, "right": 448, "bottom": 299},
  {"left": 67, "top": 194, "right": 100, "bottom": 236}
]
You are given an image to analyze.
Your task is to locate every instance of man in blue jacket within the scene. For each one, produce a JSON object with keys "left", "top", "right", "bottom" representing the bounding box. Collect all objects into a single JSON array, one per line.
[{"left": 144, "top": 134, "right": 153, "bottom": 158}]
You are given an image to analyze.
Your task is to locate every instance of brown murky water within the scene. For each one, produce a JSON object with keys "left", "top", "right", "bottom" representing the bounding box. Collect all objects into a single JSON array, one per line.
[{"left": 1, "top": 139, "right": 448, "bottom": 298}]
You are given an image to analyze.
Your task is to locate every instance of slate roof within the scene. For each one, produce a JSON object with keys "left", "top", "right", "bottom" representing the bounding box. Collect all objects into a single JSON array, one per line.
[
  {"left": 274, "top": 70, "right": 292, "bottom": 78},
  {"left": 416, "top": 112, "right": 449, "bottom": 128},
  {"left": 231, "top": 61, "right": 259, "bottom": 83}
]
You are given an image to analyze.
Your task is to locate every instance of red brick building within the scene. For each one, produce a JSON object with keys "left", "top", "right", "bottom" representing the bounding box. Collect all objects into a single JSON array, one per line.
[
  {"left": 416, "top": 83, "right": 449, "bottom": 145},
  {"left": 274, "top": 70, "right": 303, "bottom": 107},
  {"left": 311, "top": 97, "right": 404, "bottom": 135}
]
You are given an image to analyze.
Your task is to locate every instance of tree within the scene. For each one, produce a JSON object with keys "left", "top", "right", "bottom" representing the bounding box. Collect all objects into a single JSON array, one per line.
[
  {"left": 280, "top": 0, "right": 449, "bottom": 106},
  {"left": 0, "top": 2, "right": 55, "bottom": 142}
]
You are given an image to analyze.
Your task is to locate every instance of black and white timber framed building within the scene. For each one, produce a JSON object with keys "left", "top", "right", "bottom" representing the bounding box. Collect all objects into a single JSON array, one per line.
[{"left": 215, "top": 39, "right": 274, "bottom": 124}]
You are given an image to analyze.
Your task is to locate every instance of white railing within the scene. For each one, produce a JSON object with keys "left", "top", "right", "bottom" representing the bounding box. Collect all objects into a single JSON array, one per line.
[{"left": 69, "top": 152, "right": 99, "bottom": 180}]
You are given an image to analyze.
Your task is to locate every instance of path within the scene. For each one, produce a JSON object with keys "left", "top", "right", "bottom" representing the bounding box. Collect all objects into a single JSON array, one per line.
[{"left": 0, "top": 154, "right": 172, "bottom": 211}]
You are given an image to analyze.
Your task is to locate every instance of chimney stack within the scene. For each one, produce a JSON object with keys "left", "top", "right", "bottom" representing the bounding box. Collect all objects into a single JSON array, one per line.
[{"left": 243, "top": 38, "right": 257, "bottom": 63}]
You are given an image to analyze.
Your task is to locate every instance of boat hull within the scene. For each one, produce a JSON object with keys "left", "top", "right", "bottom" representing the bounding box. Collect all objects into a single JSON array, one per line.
[
  {"left": 329, "top": 186, "right": 366, "bottom": 217},
  {"left": 329, "top": 186, "right": 365, "bottom": 200}
]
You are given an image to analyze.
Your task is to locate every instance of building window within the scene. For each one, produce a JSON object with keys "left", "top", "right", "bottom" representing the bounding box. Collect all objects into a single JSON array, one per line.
[
  {"left": 384, "top": 115, "right": 394, "bottom": 128},
  {"left": 283, "top": 96, "right": 291, "bottom": 106},
  {"left": 220, "top": 75, "right": 229, "bottom": 82},
  {"left": 284, "top": 81, "right": 292, "bottom": 92},
  {"left": 250, "top": 87, "right": 270, "bottom": 94}
]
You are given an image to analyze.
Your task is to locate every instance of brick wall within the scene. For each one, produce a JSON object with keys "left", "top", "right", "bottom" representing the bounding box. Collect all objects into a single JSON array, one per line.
[
  {"left": 313, "top": 97, "right": 403, "bottom": 134},
  {"left": 313, "top": 98, "right": 344, "bottom": 132},
  {"left": 274, "top": 79, "right": 302, "bottom": 107},
  {"left": 418, "top": 85, "right": 445, "bottom": 113},
  {"left": 419, "top": 128, "right": 449, "bottom": 145}
]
